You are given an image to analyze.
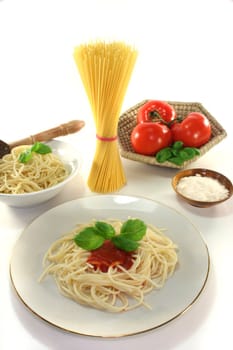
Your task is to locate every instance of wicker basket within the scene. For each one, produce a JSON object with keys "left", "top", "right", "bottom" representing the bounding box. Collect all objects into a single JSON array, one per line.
[{"left": 118, "top": 100, "right": 227, "bottom": 169}]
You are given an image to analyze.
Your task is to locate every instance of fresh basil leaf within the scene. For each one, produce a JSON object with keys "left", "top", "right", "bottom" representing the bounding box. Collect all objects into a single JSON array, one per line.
[
  {"left": 156, "top": 148, "right": 172, "bottom": 163},
  {"left": 95, "top": 221, "right": 115, "bottom": 239},
  {"left": 172, "top": 141, "right": 184, "bottom": 150},
  {"left": 193, "top": 148, "right": 200, "bottom": 155},
  {"left": 30, "top": 142, "right": 41, "bottom": 152},
  {"left": 171, "top": 149, "right": 180, "bottom": 156},
  {"left": 121, "top": 232, "right": 146, "bottom": 243},
  {"left": 180, "top": 147, "right": 201, "bottom": 160},
  {"left": 157, "top": 141, "right": 201, "bottom": 167},
  {"left": 169, "top": 156, "right": 184, "bottom": 165},
  {"left": 112, "top": 235, "right": 139, "bottom": 252},
  {"left": 74, "top": 227, "right": 104, "bottom": 251},
  {"left": 120, "top": 219, "right": 146, "bottom": 241},
  {"left": 31, "top": 142, "right": 52, "bottom": 154},
  {"left": 179, "top": 149, "right": 195, "bottom": 160},
  {"left": 18, "top": 149, "right": 33, "bottom": 163}
]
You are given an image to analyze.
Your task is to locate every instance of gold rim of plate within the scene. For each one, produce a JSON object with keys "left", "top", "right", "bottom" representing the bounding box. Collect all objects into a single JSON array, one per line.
[{"left": 118, "top": 100, "right": 227, "bottom": 169}]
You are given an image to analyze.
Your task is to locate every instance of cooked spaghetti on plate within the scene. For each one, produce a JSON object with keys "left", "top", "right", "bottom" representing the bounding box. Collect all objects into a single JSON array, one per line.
[{"left": 38, "top": 218, "right": 178, "bottom": 312}]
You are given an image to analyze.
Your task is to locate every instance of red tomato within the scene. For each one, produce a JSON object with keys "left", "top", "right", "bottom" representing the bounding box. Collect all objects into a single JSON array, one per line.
[
  {"left": 131, "top": 122, "right": 172, "bottom": 156},
  {"left": 171, "top": 112, "right": 211, "bottom": 147},
  {"left": 137, "top": 100, "right": 176, "bottom": 124}
]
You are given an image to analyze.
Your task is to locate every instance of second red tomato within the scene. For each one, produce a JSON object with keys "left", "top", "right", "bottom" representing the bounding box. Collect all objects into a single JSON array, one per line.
[
  {"left": 171, "top": 112, "right": 211, "bottom": 147},
  {"left": 131, "top": 122, "right": 172, "bottom": 156}
]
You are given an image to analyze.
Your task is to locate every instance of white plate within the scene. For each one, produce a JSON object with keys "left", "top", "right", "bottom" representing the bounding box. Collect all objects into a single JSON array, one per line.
[{"left": 10, "top": 195, "right": 210, "bottom": 337}]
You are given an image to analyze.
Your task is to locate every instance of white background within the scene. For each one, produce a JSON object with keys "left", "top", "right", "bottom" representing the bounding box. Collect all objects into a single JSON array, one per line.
[{"left": 0, "top": 1, "right": 233, "bottom": 349}]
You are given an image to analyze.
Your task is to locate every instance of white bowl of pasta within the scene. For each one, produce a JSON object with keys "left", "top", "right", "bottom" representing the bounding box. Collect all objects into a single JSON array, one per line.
[{"left": 0, "top": 139, "right": 81, "bottom": 207}]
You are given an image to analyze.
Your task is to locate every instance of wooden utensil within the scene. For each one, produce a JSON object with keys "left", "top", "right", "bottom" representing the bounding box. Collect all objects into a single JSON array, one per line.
[{"left": 0, "top": 120, "right": 85, "bottom": 158}]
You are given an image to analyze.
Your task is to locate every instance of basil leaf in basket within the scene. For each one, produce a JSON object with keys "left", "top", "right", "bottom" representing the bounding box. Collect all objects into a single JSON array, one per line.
[
  {"left": 168, "top": 157, "right": 184, "bottom": 166},
  {"left": 172, "top": 141, "right": 184, "bottom": 150},
  {"left": 179, "top": 148, "right": 193, "bottom": 160},
  {"left": 155, "top": 141, "right": 200, "bottom": 166},
  {"left": 156, "top": 147, "right": 172, "bottom": 163}
]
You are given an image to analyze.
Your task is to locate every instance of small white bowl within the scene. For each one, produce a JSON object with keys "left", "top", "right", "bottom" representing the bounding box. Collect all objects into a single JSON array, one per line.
[{"left": 0, "top": 139, "right": 81, "bottom": 207}]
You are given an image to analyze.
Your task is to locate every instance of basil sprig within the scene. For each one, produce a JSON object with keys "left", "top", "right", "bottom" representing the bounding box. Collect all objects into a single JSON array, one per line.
[
  {"left": 74, "top": 219, "right": 147, "bottom": 252},
  {"left": 156, "top": 141, "right": 200, "bottom": 166},
  {"left": 19, "top": 142, "right": 52, "bottom": 163}
]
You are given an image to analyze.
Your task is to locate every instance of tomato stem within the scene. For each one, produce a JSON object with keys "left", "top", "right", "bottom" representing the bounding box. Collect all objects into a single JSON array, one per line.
[
  {"left": 149, "top": 110, "right": 162, "bottom": 121},
  {"left": 148, "top": 111, "right": 170, "bottom": 126}
]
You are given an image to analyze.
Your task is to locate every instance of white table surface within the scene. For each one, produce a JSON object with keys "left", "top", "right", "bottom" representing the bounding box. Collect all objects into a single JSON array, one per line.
[{"left": 0, "top": 0, "right": 233, "bottom": 349}]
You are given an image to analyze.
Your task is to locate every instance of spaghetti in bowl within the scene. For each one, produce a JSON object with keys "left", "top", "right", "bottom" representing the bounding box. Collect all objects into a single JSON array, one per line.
[{"left": 0, "top": 139, "right": 81, "bottom": 207}]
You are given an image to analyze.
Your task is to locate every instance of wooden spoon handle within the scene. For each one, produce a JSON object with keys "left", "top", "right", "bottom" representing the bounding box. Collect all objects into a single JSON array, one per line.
[{"left": 9, "top": 120, "right": 85, "bottom": 149}]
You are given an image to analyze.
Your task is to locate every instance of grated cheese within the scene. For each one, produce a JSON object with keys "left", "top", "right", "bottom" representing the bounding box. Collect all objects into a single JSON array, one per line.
[{"left": 176, "top": 174, "right": 229, "bottom": 202}]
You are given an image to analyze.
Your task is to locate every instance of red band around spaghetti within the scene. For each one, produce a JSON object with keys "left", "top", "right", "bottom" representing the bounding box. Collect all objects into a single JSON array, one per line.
[{"left": 96, "top": 134, "right": 118, "bottom": 142}]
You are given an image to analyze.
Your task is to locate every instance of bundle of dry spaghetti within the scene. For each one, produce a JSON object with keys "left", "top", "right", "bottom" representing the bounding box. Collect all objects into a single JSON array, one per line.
[{"left": 73, "top": 41, "right": 138, "bottom": 193}]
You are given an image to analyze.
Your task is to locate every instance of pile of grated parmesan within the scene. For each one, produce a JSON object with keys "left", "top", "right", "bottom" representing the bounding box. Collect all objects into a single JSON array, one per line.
[{"left": 176, "top": 174, "right": 229, "bottom": 202}]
